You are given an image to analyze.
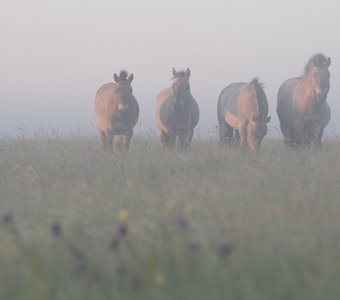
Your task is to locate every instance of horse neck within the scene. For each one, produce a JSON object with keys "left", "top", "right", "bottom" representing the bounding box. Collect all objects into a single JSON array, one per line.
[
  {"left": 294, "top": 76, "right": 318, "bottom": 112},
  {"left": 175, "top": 97, "right": 192, "bottom": 118},
  {"left": 243, "top": 83, "right": 261, "bottom": 118},
  {"left": 253, "top": 85, "right": 262, "bottom": 116},
  {"left": 298, "top": 75, "right": 317, "bottom": 102}
]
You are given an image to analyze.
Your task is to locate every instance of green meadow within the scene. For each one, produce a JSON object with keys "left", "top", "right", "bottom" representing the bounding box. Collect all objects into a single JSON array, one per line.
[{"left": 1, "top": 132, "right": 340, "bottom": 300}]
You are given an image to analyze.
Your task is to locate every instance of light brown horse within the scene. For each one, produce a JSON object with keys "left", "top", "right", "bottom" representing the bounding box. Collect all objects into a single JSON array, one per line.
[
  {"left": 217, "top": 78, "right": 271, "bottom": 150},
  {"left": 277, "top": 54, "right": 331, "bottom": 148},
  {"left": 93, "top": 70, "right": 139, "bottom": 151},
  {"left": 156, "top": 68, "right": 199, "bottom": 150}
]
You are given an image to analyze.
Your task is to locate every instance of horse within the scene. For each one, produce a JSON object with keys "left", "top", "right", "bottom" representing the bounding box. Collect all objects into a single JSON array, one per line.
[
  {"left": 217, "top": 78, "right": 271, "bottom": 150},
  {"left": 156, "top": 68, "right": 199, "bottom": 150},
  {"left": 277, "top": 53, "right": 331, "bottom": 148},
  {"left": 93, "top": 70, "right": 139, "bottom": 151}
]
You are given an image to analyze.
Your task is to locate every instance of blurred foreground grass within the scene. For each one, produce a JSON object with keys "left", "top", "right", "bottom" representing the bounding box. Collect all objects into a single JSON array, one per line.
[{"left": 1, "top": 132, "right": 340, "bottom": 300}]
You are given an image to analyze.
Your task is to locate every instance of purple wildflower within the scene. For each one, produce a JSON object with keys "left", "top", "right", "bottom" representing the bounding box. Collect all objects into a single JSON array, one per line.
[
  {"left": 117, "top": 223, "right": 128, "bottom": 238},
  {"left": 188, "top": 242, "right": 200, "bottom": 253},
  {"left": 176, "top": 216, "right": 189, "bottom": 230},
  {"left": 217, "top": 243, "right": 233, "bottom": 259},
  {"left": 130, "top": 276, "right": 142, "bottom": 291},
  {"left": 2, "top": 213, "right": 14, "bottom": 225},
  {"left": 116, "top": 263, "right": 127, "bottom": 276},
  {"left": 51, "top": 221, "right": 62, "bottom": 237}
]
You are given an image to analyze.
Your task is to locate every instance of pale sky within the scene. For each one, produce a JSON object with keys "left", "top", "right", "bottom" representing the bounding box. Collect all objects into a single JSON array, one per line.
[{"left": 1, "top": 0, "right": 339, "bottom": 137}]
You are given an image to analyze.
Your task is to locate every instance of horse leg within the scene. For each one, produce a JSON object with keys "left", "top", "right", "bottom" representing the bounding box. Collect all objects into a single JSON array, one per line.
[
  {"left": 218, "top": 123, "right": 225, "bottom": 144},
  {"left": 219, "top": 122, "right": 233, "bottom": 146},
  {"left": 219, "top": 122, "right": 228, "bottom": 145},
  {"left": 304, "top": 125, "right": 313, "bottom": 149},
  {"left": 239, "top": 123, "right": 247, "bottom": 149},
  {"left": 169, "top": 134, "right": 176, "bottom": 148},
  {"left": 233, "top": 130, "right": 240, "bottom": 147},
  {"left": 292, "top": 121, "right": 304, "bottom": 148},
  {"left": 121, "top": 132, "right": 133, "bottom": 151},
  {"left": 100, "top": 130, "right": 108, "bottom": 150},
  {"left": 105, "top": 129, "right": 114, "bottom": 151},
  {"left": 281, "top": 124, "right": 294, "bottom": 147},
  {"left": 316, "top": 128, "right": 324, "bottom": 149},
  {"left": 187, "top": 128, "right": 194, "bottom": 149},
  {"left": 178, "top": 135, "right": 186, "bottom": 150},
  {"left": 115, "top": 135, "right": 123, "bottom": 151},
  {"left": 160, "top": 131, "right": 172, "bottom": 149},
  {"left": 283, "top": 131, "right": 293, "bottom": 147},
  {"left": 311, "top": 126, "right": 323, "bottom": 149},
  {"left": 178, "top": 128, "right": 194, "bottom": 150}
]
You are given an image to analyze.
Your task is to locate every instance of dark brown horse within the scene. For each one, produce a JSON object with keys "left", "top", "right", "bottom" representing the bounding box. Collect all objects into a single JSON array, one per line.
[
  {"left": 156, "top": 68, "right": 199, "bottom": 150},
  {"left": 93, "top": 70, "right": 139, "bottom": 151},
  {"left": 277, "top": 54, "right": 331, "bottom": 148},
  {"left": 217, "top": 78, "right": 271, "bottom": 150}
]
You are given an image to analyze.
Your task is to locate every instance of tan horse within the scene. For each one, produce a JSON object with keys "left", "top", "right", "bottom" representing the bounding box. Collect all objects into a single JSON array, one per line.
[
  {"left": 93, "top": 70, "right": 139, "bottom": 151},
  {"left": 277, "top": 54, "right": 331, "bottom": 148},
  {"left": 156, "top": 68, "right": 199, "bottom": 150},
  {"left": 217, "top": 78, "right": 271, "bottom": 150}
]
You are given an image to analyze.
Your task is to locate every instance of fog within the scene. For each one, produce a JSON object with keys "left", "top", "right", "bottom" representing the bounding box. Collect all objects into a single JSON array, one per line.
[{"left": 1, "top": 0, "right": 339, "bottom": 137}]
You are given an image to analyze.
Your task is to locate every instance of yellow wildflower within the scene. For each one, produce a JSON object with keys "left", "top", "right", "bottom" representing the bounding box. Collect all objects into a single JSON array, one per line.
[
  {"left": 154, "top": 271, "right": 165, "bottom": 286},
  {"left": 165, "top": 200, "right": 174, "bottom": 211},
  {"left": 118, "top": 210, "right": 129, "bottom": 222},
  {"left": 184, "top": 203, "right": 192, "bottom": 216}
]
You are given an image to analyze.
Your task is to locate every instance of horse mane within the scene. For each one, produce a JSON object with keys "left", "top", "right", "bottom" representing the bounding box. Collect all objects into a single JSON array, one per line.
[
  {"left": 251, "top": 78, "right": 266, "bottom": 120},
  {"left": 304, "top": 53, "right": 328, "bottom": 75},
  {"left": 119, "top": 70, "right": 129, "bottom": 81},
  {"left": 251, "top": 77, "right": 264, "bottom": 90}
]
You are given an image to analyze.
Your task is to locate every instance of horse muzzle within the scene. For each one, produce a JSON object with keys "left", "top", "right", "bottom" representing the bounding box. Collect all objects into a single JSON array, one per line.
[{"left": 118, "top": 104, "right": 129, "bottom": 116}]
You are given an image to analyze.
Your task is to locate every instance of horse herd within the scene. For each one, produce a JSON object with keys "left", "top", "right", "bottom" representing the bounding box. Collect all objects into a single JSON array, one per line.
[{"left": 93, "top": 53, "right": 331, "bottom": 151}]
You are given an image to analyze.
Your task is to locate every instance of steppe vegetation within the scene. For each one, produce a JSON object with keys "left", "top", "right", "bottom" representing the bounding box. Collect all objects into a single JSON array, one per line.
[{"left": 1, "top": 131, "right": 340, "bottom": 300}]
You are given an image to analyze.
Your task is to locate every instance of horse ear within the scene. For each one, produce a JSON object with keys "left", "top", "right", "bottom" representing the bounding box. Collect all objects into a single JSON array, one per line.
[
  {"left": 186, "top": 68, "right": 191, "bottom": 78},
  {"left": 114, "top": 73, "right": 120, "bottom": 83},
  {"left": 172, "top": 67, "right": 177, "bottom": 78},
  {"left": 128, "top": 73, "right": 134, "bottom": 83},
  {"left": 266, "top": 116, "right": 271, "bottom": 123},
  {"left": 326, "top": 57, "right": 331, "bottom": 67}
]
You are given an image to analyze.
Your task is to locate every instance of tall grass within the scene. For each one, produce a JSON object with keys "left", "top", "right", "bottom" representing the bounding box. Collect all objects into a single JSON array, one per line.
[{"left": 1, "top": 132, "right": 340, "bottom": 300}]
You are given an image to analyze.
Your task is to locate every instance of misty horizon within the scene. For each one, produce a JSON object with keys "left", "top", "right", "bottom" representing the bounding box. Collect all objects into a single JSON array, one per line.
[{"left": 1, "top": 0, "right": 339, "bottom": 138}]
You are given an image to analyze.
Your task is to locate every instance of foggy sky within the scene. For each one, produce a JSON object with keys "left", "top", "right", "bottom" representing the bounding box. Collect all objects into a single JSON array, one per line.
[{"left": 1, "top": 0, "right": 339, "bottom": 137}]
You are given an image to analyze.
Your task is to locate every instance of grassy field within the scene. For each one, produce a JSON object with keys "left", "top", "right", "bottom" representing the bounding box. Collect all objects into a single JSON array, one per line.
[{"left": 1, "top": 131, "right": 340, "bottom": 300}]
